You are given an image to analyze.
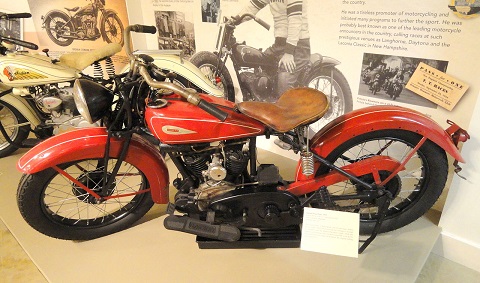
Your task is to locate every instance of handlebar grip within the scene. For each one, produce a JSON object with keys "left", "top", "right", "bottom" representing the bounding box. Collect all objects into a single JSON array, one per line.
[
  {"left": 4, "top": 13, "right": 32, "bottom": 19},
  {"left": 255, "top": 17, "right": 270, "bottom": 30},
  {"left": 1, "top": 37, "right": 38, "bottom": 50},
  {"left": 197, "top": 99, "right": 228, "bottom": 121},
  {"left": 130, "top": 25, "right": 157, "bottom": 34}
]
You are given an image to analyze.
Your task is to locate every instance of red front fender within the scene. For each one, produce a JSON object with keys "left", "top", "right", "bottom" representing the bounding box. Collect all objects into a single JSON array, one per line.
[
  {"left": 310, "top": 105, "right": 465, "bottom": 163},
  {"left": 17, "top": 128, "right": 169, "bottom": 204}
]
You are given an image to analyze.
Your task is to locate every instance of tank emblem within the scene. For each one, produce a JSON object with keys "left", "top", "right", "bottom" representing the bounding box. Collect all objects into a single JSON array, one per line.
[
  {"left": 3, "top": 66, "right": 47, "bottom": 81},
  {"left": 161, "top": 125, "right": 197, "bottom": 135}
]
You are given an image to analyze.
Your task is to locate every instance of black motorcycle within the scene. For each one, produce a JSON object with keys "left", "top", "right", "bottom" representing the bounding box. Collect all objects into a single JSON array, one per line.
[
  {"left": 190, "top": 13, "right": 352, "bottom": 133},
  {"left": 41, "top": 0, "right": 124, "bottom": 46}
]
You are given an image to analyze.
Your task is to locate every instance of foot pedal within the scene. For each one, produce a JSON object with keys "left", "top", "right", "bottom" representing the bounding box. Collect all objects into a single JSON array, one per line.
[
  {"left": 22, "top": 138, "right": 42, "bottom": 147},
  {"left": 164, "top": 215, "right": 240, "bottom": 242}
]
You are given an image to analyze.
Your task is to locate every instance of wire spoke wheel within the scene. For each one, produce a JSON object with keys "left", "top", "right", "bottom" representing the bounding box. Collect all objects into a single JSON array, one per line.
[
  {"left": 318, "top": 130, "right": 448, "bottom": 234},
  {"left": 17, "top": 158, "right": 154, "bottom": 240},
  {"left": 101, "top": 14, "right": 124, "bottom": 46},
  {"left": 307, "top": 68, "right": 352, "bottom": 135}
]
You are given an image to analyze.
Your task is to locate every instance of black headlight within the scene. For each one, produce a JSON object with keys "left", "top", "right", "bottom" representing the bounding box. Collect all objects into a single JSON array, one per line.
[{"left": 73, "top": 79, "right": 113, "bottom": 124}]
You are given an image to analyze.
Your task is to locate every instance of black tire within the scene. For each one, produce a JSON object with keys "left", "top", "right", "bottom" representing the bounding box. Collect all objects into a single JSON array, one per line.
[
  {"left": 44, "top": 11, "right": 74, "bottom": 46},
  {"left": 316, "top": 130, "right": 448, "bottom": 235},
  {"left": 101, "top": 13, "right": 124, "bottom": 46},
  {"left": 189, "top": 51, "right": 235, "bottom": 102},
  {"left": 0, "top": 100, "right": 30, "bottom": 158},
  {"left": 17, "top": 158, "right": 154, "bottom": 240},
  {"left": 306, "top": 67, "right": 353, "bottom": 134}
]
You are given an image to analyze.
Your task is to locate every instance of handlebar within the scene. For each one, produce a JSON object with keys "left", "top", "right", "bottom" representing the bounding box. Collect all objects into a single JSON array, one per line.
[
  {"left": 0, "top": 36, "right": 38, "bottom": 50},
  {"left": 0, "top": 13, "right": 31, "bottom": 19},
  {"left": 124, "top": 24, "right": 228, "bottom": 121},
  {"left": 231, "top": 13, "right": 270, "bottom": 30}
]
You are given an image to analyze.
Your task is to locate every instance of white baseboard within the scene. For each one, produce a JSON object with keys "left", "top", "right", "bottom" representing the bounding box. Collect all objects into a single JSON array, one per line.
[{"left": 433, "top": 231, "right": 480, "bottom": 272}]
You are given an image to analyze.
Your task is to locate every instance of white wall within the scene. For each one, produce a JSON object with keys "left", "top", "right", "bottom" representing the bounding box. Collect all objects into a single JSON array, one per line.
[{"left": 434, "top": 91, "right": 480, "bottom": 271}]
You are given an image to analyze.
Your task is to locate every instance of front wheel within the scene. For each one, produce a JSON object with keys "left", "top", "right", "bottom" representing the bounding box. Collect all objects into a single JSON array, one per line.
[
  {"left": 317, "top": 130, "right": 448, "bottom": 234},
  {"left": 0, "top": 100, "right": 30, "bottom": 158},
  {"left": 44, "top": 11, "right": 74, "bottom": 46},
  {"left": 17, "top": 158, "right": 154, "bottom": 240},
  {"left": 306, "top": 67, "right": 353, "bottom": 134},
  {"left": 101, "top": 12, "right": 124, "bottom": 46},
  {"left": 190, "top": 51, "right": 235, "bottom": 101}
]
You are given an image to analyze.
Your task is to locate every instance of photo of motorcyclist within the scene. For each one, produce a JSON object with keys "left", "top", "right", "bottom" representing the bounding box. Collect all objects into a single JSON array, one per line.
[
  {"left": 358, "top": 53, "right": 445, "bottom": 108},
  {"left": 234, "top": 0, "right": 310, "bottom": 100}
]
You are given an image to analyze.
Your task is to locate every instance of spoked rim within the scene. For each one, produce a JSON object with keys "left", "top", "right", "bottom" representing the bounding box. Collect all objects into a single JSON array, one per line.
[
  {"left": 104, "top": 15, "right": 123, "bottom": 44},
  {"left": 48, "top": 17, "right": 71, "bottom": 43},
  {"left": 0, "top": 105, "right": 20, "bottom": 150},
  {"left": 198, "top": 64, "right": 228, "bottom": 94},
  {"left": 41, "top": 158, "right": 149, "bottom": 227},
  {"left": 327, "top": 136, "right": 427, "bottom": 220},
  {"left": 308, "top": 75, "right": 345, "bottom": 133}
]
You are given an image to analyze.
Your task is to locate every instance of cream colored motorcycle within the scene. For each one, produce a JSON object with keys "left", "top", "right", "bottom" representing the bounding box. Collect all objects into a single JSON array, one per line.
[{"left": 0, "top": 13, "right": 224, "bottom": 158}]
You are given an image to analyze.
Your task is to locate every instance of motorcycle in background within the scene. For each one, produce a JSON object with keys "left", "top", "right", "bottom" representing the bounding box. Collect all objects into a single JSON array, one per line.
[
  {"left": 16, "top": 24, "right": 469, "bottom": 253},
  {"left": 0, "top": 13, "right": 225, "bottom": 158},
  {"left": 190, "top": 13, "right": 353, "bottom": 132},
  {"left": 41, "top": 0, "right": 124, "bottom": 46}
]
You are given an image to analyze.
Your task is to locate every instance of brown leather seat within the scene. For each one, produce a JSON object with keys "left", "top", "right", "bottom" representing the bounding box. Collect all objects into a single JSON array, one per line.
[{"left": 237, "top": 87, "right": 329, "bottom": 133}]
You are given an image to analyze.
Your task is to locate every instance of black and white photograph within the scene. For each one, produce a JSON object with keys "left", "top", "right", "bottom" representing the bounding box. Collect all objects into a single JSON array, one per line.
[
  {"left": 359, "top": 53, "right": 449, "bottom": 108},
  {"left": 0, "top": 11, "right": 22, "bottom": 40},
  {"left": 201, "top": 0, "right": 219, "bottom": 23},
  {"left": 155, "top": 10, "right": 195, "bottom": 56}
]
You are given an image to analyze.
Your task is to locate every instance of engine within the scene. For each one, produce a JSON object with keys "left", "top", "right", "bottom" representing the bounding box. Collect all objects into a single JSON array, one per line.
[
  {"left": 32, "top": 85, "right": 99, "bottom": 135},
  {"left": 79, "top": 14, "right": 98, "bottom": 38},
  {"left": 175, "top": 141, "right": 251, "bottom": 211}
]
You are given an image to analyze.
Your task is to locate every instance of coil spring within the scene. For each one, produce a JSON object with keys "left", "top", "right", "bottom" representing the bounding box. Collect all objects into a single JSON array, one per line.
[
  {"left": 93, "top": 61, "right": 103, "bottom": 78},
  {"left": 105, "top": 57, "right": 115, "bottom": 77},
  {"left": 301, "top": 151, "right": 314, "bottom": 176}
]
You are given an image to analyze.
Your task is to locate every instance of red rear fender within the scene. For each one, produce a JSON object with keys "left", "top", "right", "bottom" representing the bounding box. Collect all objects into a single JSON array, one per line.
[
  {"left": 311, "top": 106, "right": 465, "bottom": 163},
  {"left": 17, "top": 128, "right": 169, "bottom": 204}
]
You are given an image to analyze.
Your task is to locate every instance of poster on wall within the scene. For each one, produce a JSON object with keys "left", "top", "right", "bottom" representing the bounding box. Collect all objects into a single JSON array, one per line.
[
  {"left": 26, "top": 0, "right": 129, "bottom": 71},
  {"left": 132, "top": 0, "right": 480, "bottom": 132},
  {"left": 0, "top": 10, "right": 23, "bottom": 40}
]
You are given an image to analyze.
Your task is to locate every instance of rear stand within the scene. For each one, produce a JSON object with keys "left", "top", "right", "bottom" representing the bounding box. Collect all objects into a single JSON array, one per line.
[{"left": 196, "top": 189, "right": 392, "bottom": 253}]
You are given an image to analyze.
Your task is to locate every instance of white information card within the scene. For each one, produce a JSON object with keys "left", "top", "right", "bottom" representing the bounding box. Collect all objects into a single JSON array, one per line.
[{"left": 301, "top": 207, "right": 360, "bottom": 258}]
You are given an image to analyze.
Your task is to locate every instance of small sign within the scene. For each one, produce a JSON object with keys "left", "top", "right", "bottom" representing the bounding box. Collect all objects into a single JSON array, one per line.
[
  {"left": 405, "top": 62, "right": 469, "bottom": 111},
  {"left": 301, "top": 207, "right": 359, "bottom": 258}
]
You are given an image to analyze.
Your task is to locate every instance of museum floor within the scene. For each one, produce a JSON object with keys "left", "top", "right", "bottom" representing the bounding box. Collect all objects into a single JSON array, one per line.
[{"left": 1, "top": 148, "right": 480, "bottom": 282}]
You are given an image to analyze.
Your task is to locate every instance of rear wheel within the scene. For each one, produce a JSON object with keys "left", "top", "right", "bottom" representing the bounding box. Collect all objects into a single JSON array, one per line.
[
  {"left": 0, "top": 100, "right": 30, "bottom": 158},
  {"left": 17, "top": 158, "right": 154, "bottom": 240},
  {"left": 44, "top": 11, "right": 74, "bottom": 46},
  {"left": 316, "top": 130, "right": 448, "bottom": 234},
  {"left": 306, "top": 67, "right": 353, "bottom": 134}
]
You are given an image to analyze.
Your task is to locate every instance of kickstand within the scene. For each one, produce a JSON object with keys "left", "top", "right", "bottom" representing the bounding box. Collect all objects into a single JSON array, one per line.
[{"left": 358, "top": 191, "right": 392, "bottom": 254}]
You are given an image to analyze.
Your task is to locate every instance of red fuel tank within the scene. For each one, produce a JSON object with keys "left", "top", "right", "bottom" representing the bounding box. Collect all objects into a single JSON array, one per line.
[{"left": 144, "top": 94, "right": 266, "bottom": 144}]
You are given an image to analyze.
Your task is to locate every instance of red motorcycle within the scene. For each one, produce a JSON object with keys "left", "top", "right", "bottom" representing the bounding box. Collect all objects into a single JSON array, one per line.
[{"left": 16, "top": 25, "right": 469, "bottom": 252}]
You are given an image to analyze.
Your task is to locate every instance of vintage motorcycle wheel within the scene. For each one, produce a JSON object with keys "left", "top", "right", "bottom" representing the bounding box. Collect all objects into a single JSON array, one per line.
[
  {"left": 44, "top": 11, "right": 74, "bottom": 46},
  {"left": 17, "top": 158, "right": 154, "bottom": 240},
  {"left": 317, "top": 129, "right": 448, "bottom": 235},
  {"left": 0, "top": 101, "right": 30, "bottom": 158},
  {"left": 189, "top": 51, "right": 235, "bottom": 101},
  {"left": 306, "top": 68, "right": 353, "bottom": 134},
  {"left": 101, "top": 13, "right": 124, "bottom": 46}
]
